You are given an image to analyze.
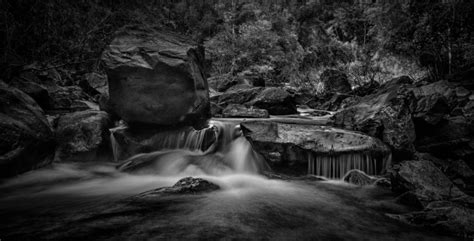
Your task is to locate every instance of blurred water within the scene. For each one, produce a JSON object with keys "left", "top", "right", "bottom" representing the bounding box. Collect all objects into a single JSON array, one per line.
[{"left": 0, "top": 121, "right": 457, "bottom": 240}]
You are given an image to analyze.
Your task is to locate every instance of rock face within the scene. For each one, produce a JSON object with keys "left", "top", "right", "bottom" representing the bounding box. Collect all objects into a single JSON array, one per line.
[
  {"left": 54, "top": 110, "right": 111, "bottom": 162},
  {"left": 332, "top": 77, "right": 416, "bottom": 159},
  {"left": 222, "top": 104, "right": 269, "bottom": 118},
  {"left": 102, "top": 26, "right": 210, "bottom": 127},
  {"left": 248, "top": 87, "right": 297, "bottom": 115},
  {"left": 390, "top": 160, "right": 471, "bottom": 207},
  {"left": 321, "top": 69, "right": 352, "bottom": 93},
  {"left": 241, "top": 121, "right": 391, "bottom": 177},
  {"left": 0, "top": 82, "right": 55, "bottom": 177}
]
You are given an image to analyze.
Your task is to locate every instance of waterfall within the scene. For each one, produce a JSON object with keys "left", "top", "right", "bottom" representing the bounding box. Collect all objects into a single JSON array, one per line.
[
  {"left": 109, "top": 123, "right": 218, "bottom": 162},
  {"left": 307, "top": 152, "right": 392, "bottom": 179},
  {"left": 117, "top": 120, "right": 270, "bottom": 175}
]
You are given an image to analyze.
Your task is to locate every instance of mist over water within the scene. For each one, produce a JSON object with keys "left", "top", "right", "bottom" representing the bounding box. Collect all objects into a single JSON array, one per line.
[{"left": 0, "top": 122, "right": 456, "bottom": 240}]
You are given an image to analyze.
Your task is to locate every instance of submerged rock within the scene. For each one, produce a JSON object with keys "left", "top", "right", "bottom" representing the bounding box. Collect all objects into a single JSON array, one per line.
[
  {"left": 0, "top": 82, "right": 55, "bottom": 177},
  {"left": 138, "top": 177, "right": 220, "bottom": 196},
  {"left": 241, "top": 121, "right": 391, "bottom": 177},
  {"left": 54, "top": 110, "right": 111, "bottom": 162},
  {"left": 343, "top": 169, "right": 375, "bottom": 186},
  {"left": 102, "top": 26, "right": 210, "bottom": 127}
]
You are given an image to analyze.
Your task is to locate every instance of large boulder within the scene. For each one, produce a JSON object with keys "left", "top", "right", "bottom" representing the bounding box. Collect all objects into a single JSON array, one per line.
[
  {"left": 102, "top": 26, "right": 210, "bottom": 127},
  {"left": 320, "top": 69, "right": 352, "bottom": 94},
  {"left": 331, "top": 76, "right": 416, "bottom": 160},
  {"left": 0, "top": 82, "right": 55, "bottom": 177},
  {"left": 241, "top": 121, "right": 391, "bottom": 177},
  {"left": 247, "top": 87, "right": 297, "bottom": 115},
  {"left": 54, "top": 110, "right": 111, "bottom": 162}
]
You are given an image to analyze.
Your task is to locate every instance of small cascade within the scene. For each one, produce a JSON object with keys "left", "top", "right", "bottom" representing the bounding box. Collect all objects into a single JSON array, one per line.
[
  {"left": 118, "top": 120, "right": 270, "bottom": 176},
  {"left": 109, "top": 123, "right": 218, "bottom": 162},
  {"left": 307, "top": 152, "right": 392, "bottom": 179}
]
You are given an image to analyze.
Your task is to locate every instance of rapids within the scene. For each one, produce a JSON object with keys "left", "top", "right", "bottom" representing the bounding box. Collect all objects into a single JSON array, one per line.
[{"left": 0, "top": 121, "right": 456, "bottom": 240}]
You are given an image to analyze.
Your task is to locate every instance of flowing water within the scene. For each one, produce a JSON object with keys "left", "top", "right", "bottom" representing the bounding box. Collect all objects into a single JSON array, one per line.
[{"left": 0, "top": 121, "right": 457, "bottom": 240}]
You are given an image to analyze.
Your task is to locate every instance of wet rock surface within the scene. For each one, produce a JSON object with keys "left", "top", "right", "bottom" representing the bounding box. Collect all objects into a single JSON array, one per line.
[
  {"left": 136, "top": 177, "right": 220, "bottom": 196},
  {"left": 241, "top": 121, "right": 390, "bottom": 176},
  {"left": 343, "top": 169, "right": 376, "bottom": 186}
]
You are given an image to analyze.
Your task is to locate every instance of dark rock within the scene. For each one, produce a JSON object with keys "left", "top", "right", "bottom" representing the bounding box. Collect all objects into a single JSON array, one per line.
[
  {"left": 54, "top": 110, "right": 111, "bottom": 162},
  {"left": 79, "top": 72, "right": 108, "bottom": 97},
  {"left": 102, "top": 26, "right": 210, "bottom": 127},
  {"left": 247, "top": 87, "right": 297, "bottom": 115},
  {"left": 390, "top": 160, "right": 472, "bottom": 208},
  {"left": 388, "top": 201, "right": 474, "bottom": 239},
  {"left": 110, "top": 125, "right": 217, "bottom": 161},
  {"left": 217, "top": 87, "right": 263, "bottom": 106},
  {"left": 320, "top": 69, "right": 351, "bottom": 94},
  {"left": 416, "top": 116, "right": 473, "bottom": 160},
  {"left": 352, "top": 81, "right": 380, "bottom": 97},
  {"left": 222, "top": 104, "right": 269, "bottom": 118},
  {"left": 137, "top": 177, "right": 219, "bottom": 196},
  {"left": 343, "top": 169, "right": 375, "bottom": 186},
  {"left": 332, "top": 77, "right": 416, "bottom": 159},
  {"left": 9, "top": 78, "right": 51, "bottom": 110},
  {"left": 210, "top": 102, "right": 223, "bottom": 117},
  {"left": 0, "top": 82, "right": 55, "bottom": 178},
  {"left": 48, "top": 86, "right": 93, "bottom": 113}
]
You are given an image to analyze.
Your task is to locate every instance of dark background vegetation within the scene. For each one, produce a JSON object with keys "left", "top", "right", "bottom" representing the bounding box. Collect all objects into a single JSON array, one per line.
[{"left": 1, "top": 0, "right": 473, "bottom": 91}]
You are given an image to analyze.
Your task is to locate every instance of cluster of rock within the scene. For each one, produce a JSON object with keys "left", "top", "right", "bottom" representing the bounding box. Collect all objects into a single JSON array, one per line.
[
  {"left": 0, "top": 26, "right": 212, "bottom": 177},
  {"left": 209, "top": 74, "right": 298, "bottom": 118},
  {"left": 303, "top": 68, "right": 474, "bottom": 238},
  {"left": 0, "top": 64, "right": 112, "bottom": 178}
]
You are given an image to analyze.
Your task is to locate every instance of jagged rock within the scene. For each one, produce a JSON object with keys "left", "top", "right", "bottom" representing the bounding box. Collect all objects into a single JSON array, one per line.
[
  {"left": 54, "top": 110, "right": 111, "bottom": 162},
  {"left": 388, "top": 201, "right": 474, "bottom": 239},
  {"left": 222, "top": 104, "right": 269, "bottom": 118},
  {"left": 210, "top": 102, "right": 223, "bottom": 117},
  {"left": 332, "top": 76, "right": 416, "bottom": 159},
  {"left": 390, "top": 160, "right": 472, "bottom": 208},
  {"left": 0, "top": 82, "right": 55, "bottom": 177},
  {"left": 320, "top": 69, "right": 352, "bottom": 94},
  {"left": 241, "top": 121, "right": 390, "bottom": 176},
  {"left": 343, "top": 169, "right": 375, "bottom": 186},
  {"left": 102, "top": 26, "right": 210, "bottom": 127},
  {"left": 247, "top": 87, "right": 297, "bottom": 115}
]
